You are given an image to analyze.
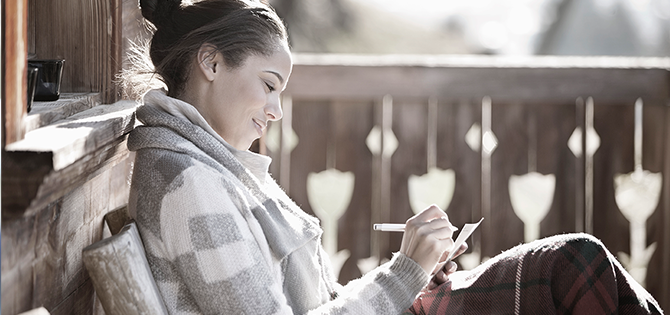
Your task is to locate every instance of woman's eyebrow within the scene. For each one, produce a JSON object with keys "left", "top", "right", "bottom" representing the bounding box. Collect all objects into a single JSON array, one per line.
[{"left": 264, "top": 70, "right": 284, "bottom": 84}]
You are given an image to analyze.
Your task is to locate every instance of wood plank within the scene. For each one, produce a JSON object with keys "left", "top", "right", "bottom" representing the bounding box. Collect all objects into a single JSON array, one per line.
[
  {"left": 24, "top": 93, "right": 100, "bottom": 134},
  {"left": 285, "top": 99, "right": 330, "bottom": 206},
  {"left": 5, "top": 100, "right": 137, "bottom": 171},
  {"left": 388, "top": 99, "right": 429, "bottom": 259},
  {"left": 292, "top": 54, "right": 670, "bottom": 69},
  {"left": 330, "top": 100, "right": 374, "bottom": 282},
  {"left": 277, "top": 99, "right": 378, "bottom": 282},
  {"left": 48, "top": 279, "right": 101, "bottom": 315},
  {"left": 1, "top": 157, "right": 132, "bottom": 314},
  {"left": 2, "top": 137, "right": 132, "bottom": 219},
  {"left": 534, "top": 102, "right": 578, "bottom": 238},
  {"left": 285, "top": 56, "right": 670, "bottom": 104},
  {"left": 591, "top": 101, "right": 634, "bottom": 259},
  {"left": 107, "top": 0, "right": 122, "bottom": 103},
  {"left": 2, "top": 0, "right": 28, "bottom": 145},
  {"left": 574, "top": 99, "right": 586, "bottom": 232},
  {"left": 485, "top": 101, "right": 526, "bottom": 256},
  {"left": 435, "top": 99, "right": 482, "bottom": 265},
  {"left": 30, "top": 0, "right": 121, "bottom": 103},
  {"left": 662, "top": 104, "right": 670, "bottom": 312},
  {"left": 2, "top": 100, "right": 136, "bottom": 217},
  {"left": 369, "top": 100, "right": 384, "bottom": 261},
  {"left": 639, "top": 100, "right": 669, "bottom": 311}
]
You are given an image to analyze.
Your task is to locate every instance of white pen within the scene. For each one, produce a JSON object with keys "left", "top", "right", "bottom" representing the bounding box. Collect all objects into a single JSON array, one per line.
[
  {"left": 372, "top": 223, "right": 407, "bottom": 232},
  {"left": 374, "top": 218, "right": 483, "bottom": 274},
  {"left": 373, "top": 223, "right": 459, "bottom": 232}
]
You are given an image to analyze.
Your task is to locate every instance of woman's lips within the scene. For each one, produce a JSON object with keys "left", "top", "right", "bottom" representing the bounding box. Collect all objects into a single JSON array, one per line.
[{"left": 253, "top": 118, "right": 266, "bottom": 136}]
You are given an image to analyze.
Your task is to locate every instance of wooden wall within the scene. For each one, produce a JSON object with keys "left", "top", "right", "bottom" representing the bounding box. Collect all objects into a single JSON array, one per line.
[
  {"left": 2, "top": 0, "right": 144, "bottom": 314},
  {"left": 1, "top": 154, "right": 134, "bottom": 315},
  {"left": 274, "top": 55, "right": 670, "bottom": 310},
  {"left": 27, "top": 0, "right": 122, "bottom": 103}
]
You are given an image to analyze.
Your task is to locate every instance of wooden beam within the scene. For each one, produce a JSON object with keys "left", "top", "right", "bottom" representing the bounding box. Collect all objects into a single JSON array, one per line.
[
  {"left": 2, "top": 0, "right": 28, "bottom": 146},
  {"left": 2, "top": 100, "right": 137, "bottom": 218},
  {"left": 285, "top": 54, "right": 670, "bottom": 104},
  {"left": 24, "top": 93, "right": 100, "bottom": 134}
]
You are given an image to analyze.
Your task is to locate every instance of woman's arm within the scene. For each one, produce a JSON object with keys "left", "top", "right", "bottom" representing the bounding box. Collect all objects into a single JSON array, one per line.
[{"left": 139, "top": 155, "right": 451, "bottom": 314}]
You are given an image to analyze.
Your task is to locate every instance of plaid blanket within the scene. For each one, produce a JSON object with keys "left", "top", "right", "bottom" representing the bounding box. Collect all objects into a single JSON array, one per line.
[{"left": 406, "top": 233, "right": 664, "bottom": 315}]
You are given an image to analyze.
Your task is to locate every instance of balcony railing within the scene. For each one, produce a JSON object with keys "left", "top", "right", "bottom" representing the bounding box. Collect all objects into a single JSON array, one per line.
[{"left": 264, "top": 54, "right": 670, "bottom": 309}]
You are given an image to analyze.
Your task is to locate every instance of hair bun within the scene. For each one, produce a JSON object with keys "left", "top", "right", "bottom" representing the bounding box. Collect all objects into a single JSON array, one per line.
[{"left": 140, "top": 0, "right": 182, "bottom": 29}]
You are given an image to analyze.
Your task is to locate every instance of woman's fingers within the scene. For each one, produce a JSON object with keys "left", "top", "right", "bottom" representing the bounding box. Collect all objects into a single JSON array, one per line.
[
  {"left": 427, "top": 261, "right": 458, "bottom": 290},
  {"left": 400, "top": 205, "right": 458, "bottom": 275},
  {"left": 427, "top": 260, "right": 459, "bottom": 290},
  {"left": 449, "top": 243, "right": 469, "bottom": 261},
  {"left": 427, "top": 216, "right": 458, "bottom": 234},
  {"left": 410, "top": 204, "right": 450, "bottom": 223}
]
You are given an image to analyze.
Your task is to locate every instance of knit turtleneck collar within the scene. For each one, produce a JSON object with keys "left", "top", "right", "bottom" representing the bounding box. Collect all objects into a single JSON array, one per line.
[{"left": 141, "top": 89, "right": 272, "bottom": 183}]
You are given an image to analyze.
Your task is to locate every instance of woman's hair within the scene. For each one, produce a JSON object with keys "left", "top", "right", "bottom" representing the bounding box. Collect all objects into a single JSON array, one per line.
[{"left": 122, "top": 0, "right": 287, "bottom": 98}]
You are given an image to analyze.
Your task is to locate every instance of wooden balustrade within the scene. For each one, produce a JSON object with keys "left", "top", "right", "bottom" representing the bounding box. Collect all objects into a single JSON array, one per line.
[{"left": 271, "top": 54, "right": 670, "bottom": 310}]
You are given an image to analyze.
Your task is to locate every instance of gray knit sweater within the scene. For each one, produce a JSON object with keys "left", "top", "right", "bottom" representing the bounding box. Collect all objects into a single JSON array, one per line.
[{"left": 127, "top": 90, "right": 429, "bottom": 314}]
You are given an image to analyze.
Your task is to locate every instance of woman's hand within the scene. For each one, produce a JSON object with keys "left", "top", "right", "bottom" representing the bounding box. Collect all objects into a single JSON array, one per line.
[
  {"left": 399, "top": 205, "right": 458, "bottom": 276},
  {"left": 426, "top": 242, "right": 468, "bottom": 290}
]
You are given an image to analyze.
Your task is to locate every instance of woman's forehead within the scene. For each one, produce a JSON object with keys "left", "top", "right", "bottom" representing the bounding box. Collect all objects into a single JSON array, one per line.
[{"left": 244, "top": 44, "right": 292, "bottom": 78}]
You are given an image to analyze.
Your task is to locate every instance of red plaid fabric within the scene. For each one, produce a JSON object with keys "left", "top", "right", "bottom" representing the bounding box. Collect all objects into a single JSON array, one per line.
[{"left": 406, "top": 233, "right": 663, "bottom": 315}]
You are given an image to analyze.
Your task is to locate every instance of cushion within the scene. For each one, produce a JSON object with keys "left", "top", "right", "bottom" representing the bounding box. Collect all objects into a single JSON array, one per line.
[{"left": 82, "top": 222, "right": 168, "bottom": 315}]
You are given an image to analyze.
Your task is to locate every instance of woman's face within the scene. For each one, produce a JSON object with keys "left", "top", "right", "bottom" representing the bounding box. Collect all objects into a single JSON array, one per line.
[{"left": 199, "top": 43, "right": 293, "bottom": 150}]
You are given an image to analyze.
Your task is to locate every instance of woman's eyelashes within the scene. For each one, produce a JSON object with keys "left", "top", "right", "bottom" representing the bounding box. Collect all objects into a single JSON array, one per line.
[{"left": 264, "top": 81, "right": 276, "bottom": 92}]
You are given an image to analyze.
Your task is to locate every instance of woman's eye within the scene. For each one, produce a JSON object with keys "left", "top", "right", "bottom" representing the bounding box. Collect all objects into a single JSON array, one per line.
[{"left": 265, "top": 82, "right": 276, "bottom": 92}]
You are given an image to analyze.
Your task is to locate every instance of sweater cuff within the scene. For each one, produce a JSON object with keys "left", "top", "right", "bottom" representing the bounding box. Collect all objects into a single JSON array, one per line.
[{"left": 386, "top": 252, "right": 431, "bottom": 303}]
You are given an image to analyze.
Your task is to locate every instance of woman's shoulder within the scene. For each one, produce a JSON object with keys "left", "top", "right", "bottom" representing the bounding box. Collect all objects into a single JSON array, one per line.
[
  {"left": 133, "top": 143, "right": 239, "bottom": 187},
  {"left": 129, "top": 142, "right": 251, "bottom": 227}
]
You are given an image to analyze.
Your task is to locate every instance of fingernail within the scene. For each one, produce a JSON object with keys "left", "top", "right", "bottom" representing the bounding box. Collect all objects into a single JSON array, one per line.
[
  {"left": 449, "top": 224, "right": 458, "bottom": 231},
  {"left": 448, "top": 262, "right": 458, "bottom": 272}
]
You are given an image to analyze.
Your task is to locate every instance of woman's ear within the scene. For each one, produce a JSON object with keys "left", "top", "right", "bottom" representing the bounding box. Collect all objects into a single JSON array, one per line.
[{"left": 196, "top": 44, "right": 219, "bottom": 81}]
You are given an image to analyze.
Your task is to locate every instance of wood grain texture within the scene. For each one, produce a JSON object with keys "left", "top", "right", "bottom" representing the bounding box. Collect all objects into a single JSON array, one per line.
[
  {"left": 388, "top": 99, "right": 429, "bottom": 259},
  {"left": 435, "top": 100, "right": 482, "bottom": 257},
  {"left": 663, "top": 104, "right": 670, "bottom": 313},
  {"left": 24, "top": 93, "right": 101, "bottom": 134},
  {"left": 2, "top": 0, "right": 28, "bottom": 145},
  {"left": 1, "top": 156, "right": 133, "bottom": 315},
  {"left": 5, "top": 100, "right": 137, "bottom": 170},
  {"left": 29, "top": 0, "right": 122, "bottom": 103},
  {"left": 592, "top": 102, "right": 635, "bottom": 260},
  {"left": 286, "top": 55, "right": 670, "bottom": 104},
  {"left": 2, "top": 137, "right": 133, "bottom": 219},
  {"left": 2, "top": 100, "right": 137, "bottom": 218},
  {"left": 633, "top": 100, "right": 668, "bottom": 310},
  {"left": 2, "top": 1, "right": 140, "bottom": 314},
  {"left": 329, "top": 100, "right": 375, "bottom": 282}
]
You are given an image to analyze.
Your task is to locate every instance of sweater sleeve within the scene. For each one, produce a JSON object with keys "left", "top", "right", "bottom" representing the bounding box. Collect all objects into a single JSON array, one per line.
[
  {"left": 153, "top": 162, "right": 295, "bottom": 314},
  {"left": 149, "top": 161, "right": 429, "bottom": 314},
  {"left": 307, "top": 251, "right": 430, "bottom": 314}
]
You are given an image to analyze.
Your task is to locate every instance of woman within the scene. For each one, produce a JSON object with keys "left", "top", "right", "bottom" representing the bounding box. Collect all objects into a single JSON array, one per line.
[
  {"left": 126, "top": 0, "right": 663, "bottom": 314},
  {"left": 127, "top": 0, "right": 459, "bottom": 313}
]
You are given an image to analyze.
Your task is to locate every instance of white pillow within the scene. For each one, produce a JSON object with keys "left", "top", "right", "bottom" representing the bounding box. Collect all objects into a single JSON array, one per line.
[{"left": 83, "top": 222, "right": 168, "bottom": 315}]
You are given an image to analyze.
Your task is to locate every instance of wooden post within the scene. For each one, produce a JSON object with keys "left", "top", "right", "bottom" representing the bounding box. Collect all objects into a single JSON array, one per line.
[{"left": 2, "top": 0, "right": 28, "bottom": 146}]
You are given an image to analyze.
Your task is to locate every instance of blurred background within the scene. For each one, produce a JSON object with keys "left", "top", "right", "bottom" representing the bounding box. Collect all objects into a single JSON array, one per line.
[
  {"left": 262, "top": 0, "right": 670, "bottom": 309},
  {"left": 270, "top": 0, "right": 670, "bottom": 56}
]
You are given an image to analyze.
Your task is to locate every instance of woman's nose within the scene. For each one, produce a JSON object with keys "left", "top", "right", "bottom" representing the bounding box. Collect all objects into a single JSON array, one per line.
[{"left": 265, "top": 97, "right": 283, "bottom": 121}]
